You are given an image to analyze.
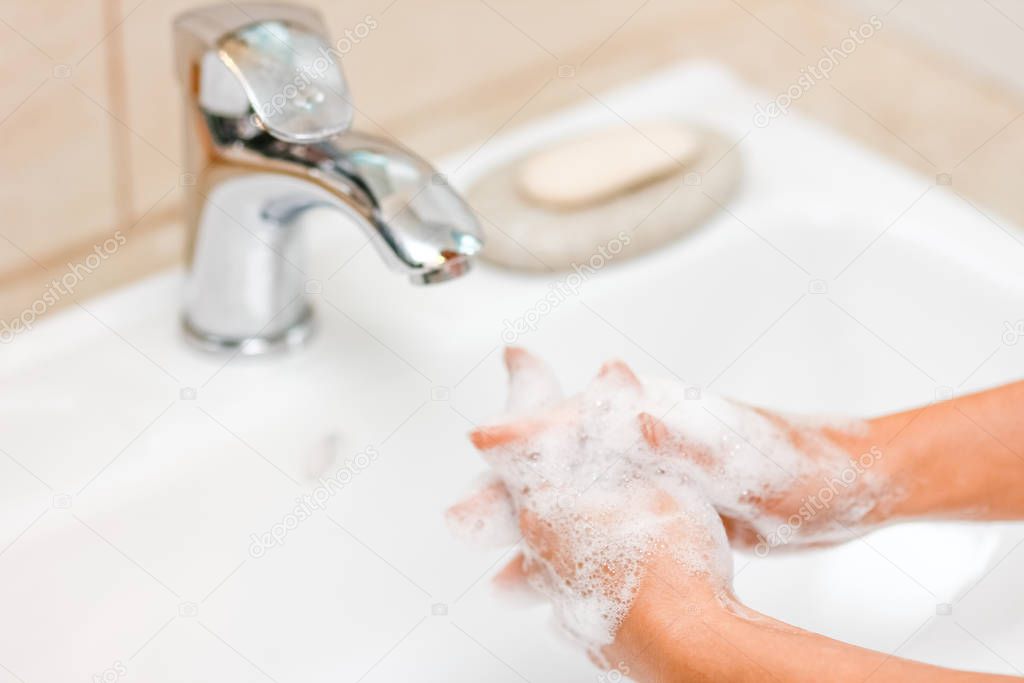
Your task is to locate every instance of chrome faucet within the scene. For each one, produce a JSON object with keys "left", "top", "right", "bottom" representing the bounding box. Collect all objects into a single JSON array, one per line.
[{"left": 173, "top": 3, "right": 482, "bottom": 354}]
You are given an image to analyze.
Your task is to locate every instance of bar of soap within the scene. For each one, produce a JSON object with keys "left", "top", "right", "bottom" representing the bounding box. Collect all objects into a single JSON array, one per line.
[
  {"left": 517, "top": 123, "right": 702, "bottom": 209},
  {"left": 466, "top": 123, "right": 742, "bottom": 272}
]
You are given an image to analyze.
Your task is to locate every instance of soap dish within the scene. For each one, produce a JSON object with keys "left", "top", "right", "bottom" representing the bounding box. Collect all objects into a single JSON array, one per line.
[{"left": 465, "top": 124, "right": 742, "bottom": 272}]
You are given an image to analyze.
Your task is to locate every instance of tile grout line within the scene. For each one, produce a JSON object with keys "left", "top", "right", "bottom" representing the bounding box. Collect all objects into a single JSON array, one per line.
[{"left": 102, "top": 0, "right": 136, "bottom": 229}]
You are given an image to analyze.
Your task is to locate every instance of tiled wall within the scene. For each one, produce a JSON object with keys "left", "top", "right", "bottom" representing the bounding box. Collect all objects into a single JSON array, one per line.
[
  {"left": 0, "top": 0, "right": 687, "bottom": 320},
  {"left": 0, "top": 2, "right": 122, "bottom": 274},
  {"left": 2, "top": 0, "right": 1023, "bottom": 327},
  {"left": 839, "top": 0, "right": 1024, "bottom": 95}
]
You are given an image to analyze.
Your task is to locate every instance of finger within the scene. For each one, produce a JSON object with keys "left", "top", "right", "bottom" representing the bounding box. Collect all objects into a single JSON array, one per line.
[
  {"left": 469, "top": 417, "right": 548, "bottom": 450},
  {"left": 504, "top": 346, "right": 562, "bottom": 415},
  {"left": 598, "top": 359, "right": 641, "bottom": 385},
  {"left": 518, "top": 506, "right": 584, "bottom": 582},
  {"left": 445, "top": 478, "right": 519, "bottom": 547},
  {"left": 638, "top": 411, "right": 671, "bottom": 448},
  {"left": 447, "top": 478, "right": 511, "bottom": 516},
  {"left": 470, "top": 399, "right": 579, "bottom": 451},
  {"left": 637, "top": 412, "right": 714, "bottom": 469},
  {"left": 524, "top": 509, "right": 565, "bottom": 569},
  {"left": 720, "top": 515, "right": 761, "bottom": 549},
  {"left": 493, "top": 551, "right": 530, "bottom": 587},
  {"left": 492, "top": 552, "right": 546, "bottom": 604},
  {"left": 591, "top": 359, "right": 643, "bottom": 394}
]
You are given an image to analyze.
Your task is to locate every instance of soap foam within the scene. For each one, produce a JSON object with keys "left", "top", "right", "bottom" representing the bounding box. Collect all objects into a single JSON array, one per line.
[{"left": 453, "top": 355, "right": 871, "bottom": 657}]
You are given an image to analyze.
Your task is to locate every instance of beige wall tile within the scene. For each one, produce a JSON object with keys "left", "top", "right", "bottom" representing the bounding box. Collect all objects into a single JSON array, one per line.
[
  {"left": 0, "top": 2, "right": 122, "bottom": 276},
  {"left": 118, "top": 0, "right": 191, "bottom": 217}
]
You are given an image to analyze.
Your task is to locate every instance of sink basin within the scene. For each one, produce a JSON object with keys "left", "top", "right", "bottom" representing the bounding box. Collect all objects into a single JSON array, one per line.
[{"left": 1, "top": 62, "right": 1022, "bottom": 681}]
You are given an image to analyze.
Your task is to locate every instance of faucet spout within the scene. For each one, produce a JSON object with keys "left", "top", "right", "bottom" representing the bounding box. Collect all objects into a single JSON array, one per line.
[
  {"left": 207, "top": 116, "right": 482, "bottom": 283},
  {"left": 173, "top": 3, "right": 482, "bottom": 353}
]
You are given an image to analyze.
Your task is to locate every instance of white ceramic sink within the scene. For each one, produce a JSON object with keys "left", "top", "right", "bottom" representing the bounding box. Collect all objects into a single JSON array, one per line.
[{"left": 1, "top": 63, "right": 1023, "bottom": 681}]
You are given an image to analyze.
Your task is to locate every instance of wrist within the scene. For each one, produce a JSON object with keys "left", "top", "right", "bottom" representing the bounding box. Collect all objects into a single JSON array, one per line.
[
  {"left": 863, "top": 404, "right": 989, "bottom": 522},
  {"left": 619, "top": 596, "right": 772, "bottom": 682},
  {"left": 605, "top": 561, "right": 760, "bottom": 681},
  {"left": 802, "top": 419, "right": 900, "bottom": 532},
  {"left": 855, "top": 400, "right": 1015, "bottom": 522}
]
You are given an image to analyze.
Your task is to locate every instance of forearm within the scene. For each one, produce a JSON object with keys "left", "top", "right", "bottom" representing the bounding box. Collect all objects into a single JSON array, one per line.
[
  {"left": 866, "top": 381, "right": 1024, "bottom": 521},
  {"left": 616, "top": 598, "right": 1017, "bottom": 683}
]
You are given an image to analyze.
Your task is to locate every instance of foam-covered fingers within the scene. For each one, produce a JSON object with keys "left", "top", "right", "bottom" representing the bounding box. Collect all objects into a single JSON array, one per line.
[
  {"left": 494, "top": 551, "right": 529, "bottom": 586},
  {"left": 598, "top": 359, "right": 640, "bottom": 384},
  {"left": 470, "top": 398, "right": 579, "bottom": 451},
  {"left": 648, "top": 488, "right": 682, "bottom": 516},
  {"left": 469, "top": 417, "right": 547, "bottom": 450},
  {"left": 719, "top": 516, "right": 761, "bottom": 550},
  {"left": 492, "top": 552, "right": 547, "bottom": 603},
  {"left": 518, "top": 507, "right": 573, "bottom": 578},
  {"left": 445, "top": 478, "right": 519, "bottom": 547},
  {"left": 593, "top": 359, "right": 642, "bottom": 394},
  {"left": 446, "top": 478, "right": 512, "bottom": 518},
  {"left": 638, "top": 411, "right": 671, "bottom": 448},
  {"left": 637, "top": 412, "right": 714, "bottom": 469},
  {"left": 504, "top": 346, "right": 563, "bottom": 415}
]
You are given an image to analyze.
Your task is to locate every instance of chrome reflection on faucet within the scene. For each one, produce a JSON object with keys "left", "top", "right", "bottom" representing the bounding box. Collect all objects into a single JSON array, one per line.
[{"left": 173, "top": 3, "right": 482, "bottom": 354}]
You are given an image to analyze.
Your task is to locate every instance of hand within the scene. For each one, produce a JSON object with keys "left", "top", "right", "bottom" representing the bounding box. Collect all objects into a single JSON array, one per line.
[
  {"left": 638, "top": 399, "right": 890, "bottom": 554},
  {"left": 449, "top": 350, "right": 1024, "bottom": 682},
  {"left": 449, "top": 348, "right": 738, "bottom": 668},
  {"left": 452, "top": 347, "right": 889, "bottom": 560}
]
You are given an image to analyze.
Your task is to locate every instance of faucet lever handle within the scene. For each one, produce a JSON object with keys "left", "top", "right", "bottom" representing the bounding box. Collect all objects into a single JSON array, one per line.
[{"left": 218, "top": 19, "right": 354, "bottom": 142}]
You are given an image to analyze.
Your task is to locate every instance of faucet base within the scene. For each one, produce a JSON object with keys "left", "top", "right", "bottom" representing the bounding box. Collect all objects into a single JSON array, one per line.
[{"left": 182, "top": 305, "right": 314, "bottom": 356}]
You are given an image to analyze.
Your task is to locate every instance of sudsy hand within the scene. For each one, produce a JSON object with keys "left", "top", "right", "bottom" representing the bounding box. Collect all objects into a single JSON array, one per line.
[
  {"left": 449, "top": 355, "right": 1024, "bottom": 682},
  {"left": 447, "top": 348, "right": 737, "bottom": 664},
  {"left": 446, "top": 349, "right": 891, "bottom": 652}
]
